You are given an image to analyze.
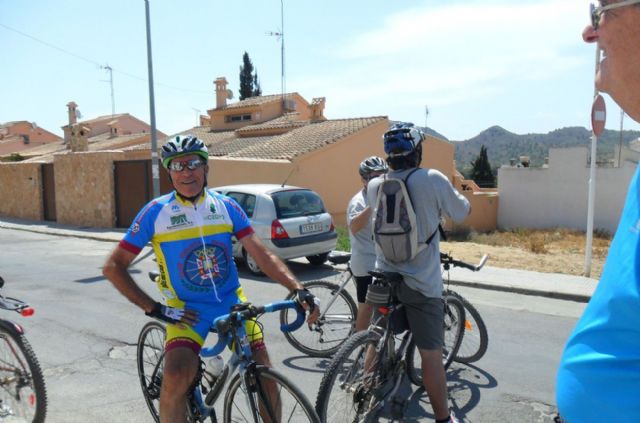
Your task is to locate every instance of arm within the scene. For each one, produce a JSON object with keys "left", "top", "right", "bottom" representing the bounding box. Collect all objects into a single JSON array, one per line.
[
  {"left": 103, "top": 246, "right": 157, "bottom": 313},
  {"left": 349, "top": 206, "right": 372, "bottom": 235},
  {"left": 240, "top": 233, "right": 303, "bottom": 292},
  {"left": 102, "top": 245, "right": 198, "bottom": 324},
  {"left": 239, "top": 233, "right": 319, "bottom": 323}
]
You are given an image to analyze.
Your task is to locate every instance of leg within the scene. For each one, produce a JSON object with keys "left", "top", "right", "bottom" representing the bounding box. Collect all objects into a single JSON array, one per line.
[
  {"left": 354, "top": 275, "right": 374, "bottom": 332},
  {"left": 419, "top": 347, "right": 450, "bottom": 420},
  {"left": 159, "top": 346, "right": 199, "bottom": 423},
  {"left": 251, "top": 342, "right": 282, "bottom": 423},
  {"left": 399, "top": 286, "right": 451, "bottom": 421}
]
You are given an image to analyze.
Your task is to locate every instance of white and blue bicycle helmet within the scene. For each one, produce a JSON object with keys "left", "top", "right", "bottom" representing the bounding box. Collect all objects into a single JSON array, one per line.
[
  {"left": 161, "top": 135, "right": 209, "bottom": 168},
  {"left": 383, "top": 123, "right": 425, "bottom": 157}
]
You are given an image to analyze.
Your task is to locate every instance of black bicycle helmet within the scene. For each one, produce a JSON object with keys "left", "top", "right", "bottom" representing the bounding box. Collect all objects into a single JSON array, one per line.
[
  {"left": 358, "top": 156, "right": 389, "bottom": 179},
  {"left": 161, "top": 135, "right": 209, "bottom": 168}
]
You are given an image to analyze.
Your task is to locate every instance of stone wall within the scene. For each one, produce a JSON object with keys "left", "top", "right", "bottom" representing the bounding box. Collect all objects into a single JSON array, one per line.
[
  {"left": 53, "top": 151, "right": 125, "bottom": 227},
  {"left": 0, "top": 162, "right": 43, "bottom": 220}
]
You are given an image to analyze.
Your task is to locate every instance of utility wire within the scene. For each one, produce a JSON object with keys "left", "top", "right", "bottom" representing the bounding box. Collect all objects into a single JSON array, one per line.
[{"left": 0, "top": 22, "right": 210, "bottom": 96}]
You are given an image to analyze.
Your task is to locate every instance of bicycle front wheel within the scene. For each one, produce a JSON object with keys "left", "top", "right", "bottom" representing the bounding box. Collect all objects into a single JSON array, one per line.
[
  {"left": 0, "top": 325, "right": 47, "bottom": 423},
  {"left": 446, "top": 290, "right": 489, "bottom": 364},
  {"left": 406, "top": 294, "right": 465, "bottom": 387},
  {"left": 137, "top": 321, "right": 165, "bottom": 423},
  {"left": 223, "top": 365, "right": 320, "bottom": 423},
  {"left": 315, "top": 330, "right": 383, "bottom": 423},
  {"left": 280, "top": 280, "right": 357, "bottom": 357}
]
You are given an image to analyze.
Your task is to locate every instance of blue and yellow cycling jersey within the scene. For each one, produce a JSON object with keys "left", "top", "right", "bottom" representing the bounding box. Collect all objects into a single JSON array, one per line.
[{"left": 120, "top": 189, "right": 253, "bottom": 305}]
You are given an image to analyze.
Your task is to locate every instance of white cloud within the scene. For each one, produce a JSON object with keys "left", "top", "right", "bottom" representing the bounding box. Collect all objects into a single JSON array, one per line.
[{"left": 293, "top": 0, "right": 591, "bottom": 133}]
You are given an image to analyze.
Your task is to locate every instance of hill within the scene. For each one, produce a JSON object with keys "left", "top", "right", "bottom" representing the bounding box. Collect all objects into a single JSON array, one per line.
[{"left": 451, "top": 126, "right": 640, "bottom": 173}]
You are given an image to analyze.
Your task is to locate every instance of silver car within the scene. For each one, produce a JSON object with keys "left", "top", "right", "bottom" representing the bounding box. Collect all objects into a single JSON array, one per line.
[{"left": 212, "top": 184, "right": 337, "bottom": 275}]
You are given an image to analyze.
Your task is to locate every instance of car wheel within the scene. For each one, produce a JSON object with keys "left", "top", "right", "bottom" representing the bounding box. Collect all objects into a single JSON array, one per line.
[
  {"left": 243, "top": 249, "right": 264, "bottom": 276},
  {"left": 306, "top": 252, "right": 330, "bottom": 266}
]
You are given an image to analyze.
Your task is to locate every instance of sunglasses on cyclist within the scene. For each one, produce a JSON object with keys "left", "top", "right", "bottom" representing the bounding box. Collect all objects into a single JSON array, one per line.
[
  {"left": 168, "top": 158, "right": 205, "bottom": 172},
  {"left": 590, "top": 0, "right": 640, "bottom": 30}
]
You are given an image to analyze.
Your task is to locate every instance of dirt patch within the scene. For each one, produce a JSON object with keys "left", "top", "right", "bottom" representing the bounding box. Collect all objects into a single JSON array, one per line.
[{"left": 442, "top": 229, "right": 610, "bottom": 279}]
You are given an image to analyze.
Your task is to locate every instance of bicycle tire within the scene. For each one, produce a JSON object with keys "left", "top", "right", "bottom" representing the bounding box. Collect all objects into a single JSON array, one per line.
[
  {"left": 406, "top": 294, "right": 466, "bottom": 387},
  {"left": 137, "top": 321, "right": 165, "bottom": 423},
  {"left": 0, "top": 325, "right": 47, "bottom": 423},
  {"left": 315, "top": 330, "right": 383, "bottom": 423},
  {"left": 446, "top": 290, "right": 489, "bottom": 364},
  {"left": 280, "top": 280, "right": 357, "bottom": 357},
  {"left": 223, "top": 365, "right": 320, "bottom": 423}
]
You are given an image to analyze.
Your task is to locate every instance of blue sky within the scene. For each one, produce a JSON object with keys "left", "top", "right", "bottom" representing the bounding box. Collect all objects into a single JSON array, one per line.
[{"left": 2, "top": 0, "right": 638, "bottom": 141}]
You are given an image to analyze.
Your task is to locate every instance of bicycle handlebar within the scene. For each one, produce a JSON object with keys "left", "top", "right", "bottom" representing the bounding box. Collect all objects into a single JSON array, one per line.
[
  {"left": 203, "top": 300, "right": 305, "bottom": 357},
  {"left": 440, "top": 252, "right": 489, "bottom": 272}
]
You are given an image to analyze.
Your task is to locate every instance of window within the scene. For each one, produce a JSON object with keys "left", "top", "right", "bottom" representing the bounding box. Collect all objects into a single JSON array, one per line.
[
  {"left": 226, "top": 192, "right": 257, "bottom": 218},
  {"left": 226, "top": 114, "right": 252, "bottom": 123},
  {"left": 272, "top": 190, "right": 325, "bottom": 219}
]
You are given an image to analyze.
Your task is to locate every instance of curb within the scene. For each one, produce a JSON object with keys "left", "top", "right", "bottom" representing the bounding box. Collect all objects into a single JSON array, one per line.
[{"left": 448, "top": 279, "right": 591, "bottom": 303}]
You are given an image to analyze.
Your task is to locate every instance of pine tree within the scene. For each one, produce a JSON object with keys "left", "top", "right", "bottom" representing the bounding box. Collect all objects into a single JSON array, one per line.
[
  {"left": 469, "top": 145, "right": 496, "bottom": 188},
  {"left": 252, "top": 69, "right": 262, "bottom": 97},
  {"left": 239, "top": 52, "right": 261, "bottom": 100}
]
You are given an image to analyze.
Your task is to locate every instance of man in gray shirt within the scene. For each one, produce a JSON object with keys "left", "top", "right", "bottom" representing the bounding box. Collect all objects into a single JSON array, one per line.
[
  {"left": 366, "top": 123, "right": 470, "bottom": 423},
  {"left": 347, "top": 156, "right": 388, "bottom": 331}
]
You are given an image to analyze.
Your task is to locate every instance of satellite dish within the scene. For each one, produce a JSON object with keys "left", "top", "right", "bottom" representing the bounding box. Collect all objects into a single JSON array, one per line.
[
  {"left": 75, "top": 109, "right": 83, "bottom": 119},
  {"left": 226, "top": 89, "right": 234, "bottom": 100},
  {"left": 31, "top": 122, "right": 37, "bottom": 129}
]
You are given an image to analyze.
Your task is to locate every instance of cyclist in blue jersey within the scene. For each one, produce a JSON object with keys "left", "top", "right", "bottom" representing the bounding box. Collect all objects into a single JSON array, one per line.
[
  {"left": 103, "top": 135, "right": 319, "bottom": 423},
  {"left": 556, "top": 2, "right": 640, "bottom": 421}
]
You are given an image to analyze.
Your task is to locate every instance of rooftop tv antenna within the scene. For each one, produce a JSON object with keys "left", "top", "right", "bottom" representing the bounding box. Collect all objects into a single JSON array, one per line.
[
  {"left": 101, "top": 64, "right": 115, "bottom": 117},
  {"left": 266, "top": 0, "right": 286, "bottom": 107},
  {"left": 425, "top": 105, "right": 429, "bottom": 129}
]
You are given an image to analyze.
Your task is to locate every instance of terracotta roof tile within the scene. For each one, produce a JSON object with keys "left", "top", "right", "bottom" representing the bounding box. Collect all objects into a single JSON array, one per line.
[{"left": 221, "top": 94, "right": 283, "bottom": 110}]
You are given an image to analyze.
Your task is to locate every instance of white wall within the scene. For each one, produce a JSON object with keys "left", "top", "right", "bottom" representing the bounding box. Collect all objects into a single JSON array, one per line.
[{"left": 497, "top": 147, "right": 637, "bottom": 234}]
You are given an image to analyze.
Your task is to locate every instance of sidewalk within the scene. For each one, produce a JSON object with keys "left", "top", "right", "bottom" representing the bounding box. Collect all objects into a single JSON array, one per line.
[{"left": 0, "top": 216, "right": 598, "bottom": 302}]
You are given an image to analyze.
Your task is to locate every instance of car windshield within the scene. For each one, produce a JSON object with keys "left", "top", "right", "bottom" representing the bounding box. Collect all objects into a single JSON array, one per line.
[{"left": 272, "top": 190, "right": 326, "bottom": 219}]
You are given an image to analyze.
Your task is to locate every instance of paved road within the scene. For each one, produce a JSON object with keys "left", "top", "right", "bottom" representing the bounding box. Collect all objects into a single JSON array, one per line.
[{"left": 1, "top": 228, "right": 584, "bottom": 422}]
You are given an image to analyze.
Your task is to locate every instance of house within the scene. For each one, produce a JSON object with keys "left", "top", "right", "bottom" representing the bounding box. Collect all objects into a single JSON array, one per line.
[
  {"left": 0, "top": 78, "right": 497, "bottom": 232},
  {"left": 0, "top": 121, "right": 62, "bottom": 157},
  {"left": 16, "top": 102, "right": 166, "bottom": 163}
]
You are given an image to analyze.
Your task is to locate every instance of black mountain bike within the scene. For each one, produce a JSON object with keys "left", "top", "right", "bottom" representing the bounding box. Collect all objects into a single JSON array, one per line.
[
  {"left": 314, "top": 271, "right": 465, "bottom": 423},
  {"left": 0, "top": 276, "right": 47, "bottom": 423}
]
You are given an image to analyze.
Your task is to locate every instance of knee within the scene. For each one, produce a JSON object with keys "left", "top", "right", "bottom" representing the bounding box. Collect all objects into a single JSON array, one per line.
[{"left": 162, "top": 357, "right": 197, "bottom": 395}]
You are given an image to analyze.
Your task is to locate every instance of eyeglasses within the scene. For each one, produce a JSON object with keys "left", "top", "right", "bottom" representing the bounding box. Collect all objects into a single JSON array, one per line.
[
  {"left": 591, "top": 0, "right": 640, "bottom": 30},
  {"left": 168, "top": 158, "right": 205, "bottom": 172}
]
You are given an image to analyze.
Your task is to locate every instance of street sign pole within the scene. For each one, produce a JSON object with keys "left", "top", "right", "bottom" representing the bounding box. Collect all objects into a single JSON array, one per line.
[
  {"left": 584, "top": 48, "right": 605, "bottom": 277},
  {"left": 145, "top": 0, "right": 160, "bottom": 198}
]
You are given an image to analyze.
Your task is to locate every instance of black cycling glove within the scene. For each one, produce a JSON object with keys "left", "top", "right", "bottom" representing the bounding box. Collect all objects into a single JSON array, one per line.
[
  {"left": 293, "top": 288, "right": 320, "bottom": 312},
  {"left": 145, "top": 302, "right": 184, "bottom": 324}
]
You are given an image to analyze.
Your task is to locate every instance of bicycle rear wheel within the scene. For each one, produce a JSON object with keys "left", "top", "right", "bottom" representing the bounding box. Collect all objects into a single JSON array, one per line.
[
  {"left": 137, "top": 321, "right": 165, "bottom": 423},
  {"left": 0, "top": 325, "right": 47, "bottom": 423},
  {"left": 280, "top": 280, "right": 357, "bottom": 357},
  {"left": 446, "top": 290, "right": 489, "bottom": 364},
  {"left": 315, "top": 330, "right": 383, "bottom": 423},
  {"left": 406, "top": 294, "right": 465, "bottom": 387},
  {"left": 223, "top": 365, "right": 320, "bottom": 422}
]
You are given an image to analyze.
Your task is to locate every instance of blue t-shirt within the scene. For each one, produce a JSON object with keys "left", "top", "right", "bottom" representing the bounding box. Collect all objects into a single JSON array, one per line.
[{"left": 556, "top": 166, "right": 640, "bottom": 421}]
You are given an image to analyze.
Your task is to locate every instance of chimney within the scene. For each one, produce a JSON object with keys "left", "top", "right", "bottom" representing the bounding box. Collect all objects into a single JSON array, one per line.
[
  {"left": 215, "top": 77, "right": 229, "bottom": 109},
  {"left": 67, "top": 101, "right": 78, "bottom": 126},
  {"left": 310, "top": 97, "right": 326, "bottom": 121},
  {"left": 108, "top": 120, "right": 120, "bottom": 138}
]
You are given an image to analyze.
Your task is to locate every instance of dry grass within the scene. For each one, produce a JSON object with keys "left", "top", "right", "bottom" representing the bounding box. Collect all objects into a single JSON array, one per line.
[{"left": 441, "top": 228, "right": 611, "bottom": 278}]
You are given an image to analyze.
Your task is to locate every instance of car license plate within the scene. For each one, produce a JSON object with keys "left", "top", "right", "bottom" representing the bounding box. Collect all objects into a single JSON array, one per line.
[{"left": 300, "top": 222, "right": 323, "bottom": 234}]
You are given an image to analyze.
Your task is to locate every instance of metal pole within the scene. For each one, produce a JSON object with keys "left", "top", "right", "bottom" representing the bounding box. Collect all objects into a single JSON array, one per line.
[
  {"left": 584, "top": 46, "right": 602, "bottom": 277},
  {"left": 280, "top": 0, "right": 285, "bottom": 107},
  {"left": 145, "top": 0, "right": 160, "bottom": 198}
]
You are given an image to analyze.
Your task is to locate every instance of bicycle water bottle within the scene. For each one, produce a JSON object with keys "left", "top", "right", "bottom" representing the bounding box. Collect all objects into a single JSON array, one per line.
[
  {"left": 204, "top": 354, "right": 225, "bottom": 384},
  {"left": 203, "top": 354, "right": 229, "bottom": 406}
]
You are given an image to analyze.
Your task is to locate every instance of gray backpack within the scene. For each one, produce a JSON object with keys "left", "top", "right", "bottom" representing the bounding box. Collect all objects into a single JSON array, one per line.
[{"left": 373, "top": 169, "right": 438, "bottom": 263}]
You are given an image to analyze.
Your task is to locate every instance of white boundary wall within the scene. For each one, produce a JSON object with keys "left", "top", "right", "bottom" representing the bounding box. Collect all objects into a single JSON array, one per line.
[{"left": 497, "top": 147, "right": 637, "bottom": 234}]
